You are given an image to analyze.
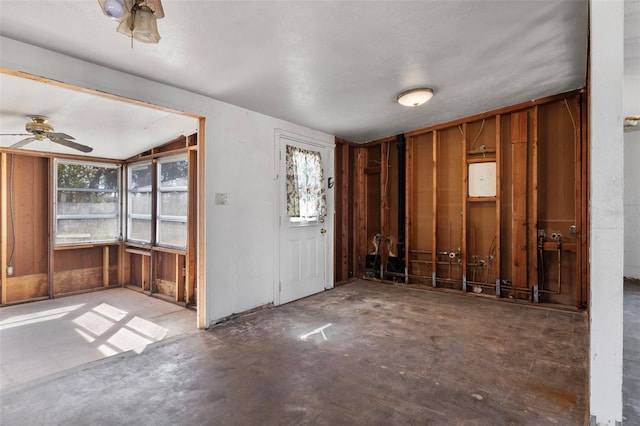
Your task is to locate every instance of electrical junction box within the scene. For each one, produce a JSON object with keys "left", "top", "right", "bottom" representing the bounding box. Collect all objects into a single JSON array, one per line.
[{"left": 468, "top": 162, "right": 496, "bottom": 197}]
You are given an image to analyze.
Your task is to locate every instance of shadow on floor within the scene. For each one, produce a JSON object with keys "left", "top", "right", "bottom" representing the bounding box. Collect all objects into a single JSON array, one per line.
[{"left": 0, "top": 288, "right": 198, "bottom": 389}]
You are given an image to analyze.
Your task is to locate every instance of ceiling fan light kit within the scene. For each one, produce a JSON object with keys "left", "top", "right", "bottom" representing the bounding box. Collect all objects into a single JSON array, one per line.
[
  {"left": 102, "top": 0, "right": 164, "bottom": 44},
  {"left": 98, "top": 0, "right": 125, "bottom": 20},
  {"left": 397, "top": 88, "right": 434, "bottom": 107}
]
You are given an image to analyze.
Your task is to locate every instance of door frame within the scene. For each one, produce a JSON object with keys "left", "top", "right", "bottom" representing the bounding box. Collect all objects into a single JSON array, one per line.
[{"left": 273, "top": 129, "right": 335, "bottom": 306}]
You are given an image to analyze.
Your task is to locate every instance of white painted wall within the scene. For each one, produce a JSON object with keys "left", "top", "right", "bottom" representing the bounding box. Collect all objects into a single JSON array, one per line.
[
  {"left": 0, "top": 36, "right": 335, "bottom": 327},
  {"left": 589, "top": 1, "right": 625, "bottom": 425},
  {"left": 624, "top": 74, "right": 640, "bottom": 279}
]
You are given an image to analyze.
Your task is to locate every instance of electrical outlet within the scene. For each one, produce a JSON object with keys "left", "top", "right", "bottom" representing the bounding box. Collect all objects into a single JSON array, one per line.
[
  {"left": 215, "top": 192, "right": 229, "bottom": 205},
  {"left": 7, "top": 266, "right": 14, "bottom": 276}
]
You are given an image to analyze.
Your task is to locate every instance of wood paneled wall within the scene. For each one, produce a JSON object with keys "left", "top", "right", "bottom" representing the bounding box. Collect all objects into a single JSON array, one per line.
[
  {"left": 336, "top": 90, "right": 588, "bottom": 308},
  {"left": 0, "top": 134, "right": 198, "bottom": 306}
]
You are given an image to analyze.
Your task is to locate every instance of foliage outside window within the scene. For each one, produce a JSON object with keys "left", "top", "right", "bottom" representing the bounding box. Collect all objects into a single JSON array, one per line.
[
  {"left": 56, "top": 160, "right": 120, "bottom": 245},
  {"left": 157, "top": 155, "right": 188, "bottom": 249},
  {"left": 127, "top": 162, "right": 152, "bottom": 243}
]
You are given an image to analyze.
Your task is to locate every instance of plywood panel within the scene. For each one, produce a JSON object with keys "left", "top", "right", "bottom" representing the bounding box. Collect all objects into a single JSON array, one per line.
[
  {"left": 500, "top": 115, "right": 513, "bottom": 283},
  {"left": 467, "top": 117, "right": 497, "bottom": 152},
  {"left": 6, "top": 273, "right": 48, "bottom": 303},
  {"left": 7, "top": 155, "right": 48, "bottom": 277},
  {"left": 365, "top": 145, "right": 382, "bottom": 254},
  {"left": 54, "top": 267, "right": 103, "bottom": 294},
  {"left": 467, "top": 203, "right": 497, "bottom": 284},
  {"left": 537, "top": 99, "right": 579, "bottom": 305},
  {"left": 510, "top": 111, "right": 528, "bottom": 287},
  {"left": 436, "top": 127, "right": 463, "bottom": 285},
  {"left": 409, "top": 133, "right": 434, "bottom": 280},
  {"left": 54, "top": 247, "right": 102, "bottom": 271}
]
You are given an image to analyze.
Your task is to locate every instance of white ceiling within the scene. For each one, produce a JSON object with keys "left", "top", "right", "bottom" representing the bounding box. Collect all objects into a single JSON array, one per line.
[
  {"left": 0, "top": 72, "right": 199, "bottom": 159},
  {"left": 0, "top": 1, "right": 634, "bottom": 158}
]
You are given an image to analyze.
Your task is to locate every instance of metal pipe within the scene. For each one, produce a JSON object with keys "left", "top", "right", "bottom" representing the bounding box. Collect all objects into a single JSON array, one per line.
[{"left": 556, "top": 237, "right": 562, "bottom": 294}]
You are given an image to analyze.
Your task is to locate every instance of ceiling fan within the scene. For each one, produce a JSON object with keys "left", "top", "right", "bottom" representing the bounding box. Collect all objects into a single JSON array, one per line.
[
  {"left": 1, "top": 115, "right": 93, "bottom": 153},
  {"left": 98, "top": 0, "right": 165, "bottom": 44}
]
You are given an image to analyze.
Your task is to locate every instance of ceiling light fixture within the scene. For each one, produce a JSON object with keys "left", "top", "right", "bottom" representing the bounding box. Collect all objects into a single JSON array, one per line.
[
  {"left": 397, "top": 88, "right": 434, "bottom": 107},
  {"left": 98, "top": 0, "right": 125, "bottom": 20},
  {"left": 100, "top": 0, "right": 164, "bottom": 45}
]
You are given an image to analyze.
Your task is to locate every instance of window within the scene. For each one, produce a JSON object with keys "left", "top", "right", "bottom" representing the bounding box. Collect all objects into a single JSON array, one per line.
[
  {"left": 285, "top": 144, "right": 326, "bottom": 225},
  {"left": 55, "top": 160, "right": 120, "bottom": 245},
  {"left": 157, "top": 155, "right": 188, "bottom": 248},
  {"left": 127, "top": 162, "right": 153, "bottom": 243}
]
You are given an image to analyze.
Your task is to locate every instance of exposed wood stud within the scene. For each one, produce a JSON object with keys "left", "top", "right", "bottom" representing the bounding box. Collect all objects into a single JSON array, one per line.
[
  {"left": 461, "top": 123, "right": 468, "bottom": 291},
  {"left": 103, "top": 246, "right": 110, "bottom": 287},
  {"left": 530, "top": 107, "right": 539, "bottom": 292},
  {"left": 495, "top": 115, "right": 502, "bottom": 287},
  {"left": 1, "top": 153, "right": 7, "bottom": 304},
  {"left": 431, "top": 131, "right": 438, "bottom": 286},
  {"left": 510, "top": 111, "right": 528, "bottom": 288}
]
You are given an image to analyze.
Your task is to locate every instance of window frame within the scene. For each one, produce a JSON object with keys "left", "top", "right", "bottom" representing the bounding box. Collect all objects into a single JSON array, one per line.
[
  {"left": 126, "top": 160, "right": 154, "bottom": 244},
  {"left": 156, "top": 154, "right": 189, "bottom": 250},
  {"left": 54, "top": 159, "right": 121, "bottom": 246}
]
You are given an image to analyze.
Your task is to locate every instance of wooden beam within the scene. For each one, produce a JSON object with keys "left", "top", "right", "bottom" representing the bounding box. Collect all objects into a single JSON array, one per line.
[
  {"left": 0, "top": 68, "right": 200, "bottom": 119},
  {"left": 431, "top": 131, "right": 438, "bottom": 286},
  {"left": 495, "top": 115, "right": 502, "bottom": 286},
  {"left": 461, "top": 123, "right": 468, "bottom": 290},
  {"left": 510, "top": 111, "right": 528, "bottom": 288},
  {"left": 48, "top": 158, "right": 54, "bottom": 299},
  {"left": 338, "top": 143, "right": 350, "bottom": 281},
  {"left": 175, "top": 253, "right": 184, "bottom": 302},
  {"left": 1, "top": 153, "right": 7, "bottom": 304},
  {"left": 380, "top": 142, "right": 388, "bottom": 267},
  {"left": 405, "top": 89, "right": 585, "bottom": 139},
  {"left": 354, "top": 147, "right": 367, "bottom": 278},
  {"left": 405, "top": 137, "right": 414, "bottom": 279},
  {"left": 103, "top": 246, "right": 110, "bottom": 287},
  {"left": 529, "top": 107, "right": 539, "bottom": 291}
]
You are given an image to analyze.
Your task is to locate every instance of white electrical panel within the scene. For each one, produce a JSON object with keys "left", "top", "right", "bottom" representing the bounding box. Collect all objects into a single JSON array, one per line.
[{"left": 468, "top": 162, "right": 496, "bottom": 197}]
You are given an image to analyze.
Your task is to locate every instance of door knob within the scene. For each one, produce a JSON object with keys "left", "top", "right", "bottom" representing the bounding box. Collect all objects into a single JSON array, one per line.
[{"left": 320, "top": 228, "right": 326, "bottom": 234}]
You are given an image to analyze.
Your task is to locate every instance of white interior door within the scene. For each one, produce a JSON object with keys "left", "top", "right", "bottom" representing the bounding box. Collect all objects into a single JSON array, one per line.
[{"left": 278, "top": 135, "right": 328, "bottom": 305}]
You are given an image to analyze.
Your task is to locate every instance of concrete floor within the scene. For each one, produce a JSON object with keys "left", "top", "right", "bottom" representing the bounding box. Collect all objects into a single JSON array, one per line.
[
  {"left": 0, "top": 288, "right": 197, "bottom": 389},
  {"left": 624, "top": 279, "right": 640, "bottom": 425},
  {"left": 1, "top": 281, "right": 589, "bottom": 425}
]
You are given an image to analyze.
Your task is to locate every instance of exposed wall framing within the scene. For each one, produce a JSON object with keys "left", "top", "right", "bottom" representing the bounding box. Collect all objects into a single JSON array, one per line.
[
  {"left": 0, "top": 134, "right": 199, "bottom": 307},
  {"left": 338, "top": 90, "right": 588, "bottom": 308}
]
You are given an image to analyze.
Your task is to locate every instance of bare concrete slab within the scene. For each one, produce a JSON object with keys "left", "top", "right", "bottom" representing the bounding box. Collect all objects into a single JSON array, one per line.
[
  {"left": 0, "top": 288, "right": 198, "bottom": 390},
  {"left": 0, "top": 281, "right": 589, "bottom": 425}
]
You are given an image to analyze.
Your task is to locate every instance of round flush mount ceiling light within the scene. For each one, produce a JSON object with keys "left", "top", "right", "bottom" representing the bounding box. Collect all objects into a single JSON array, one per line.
[{"left": 397, "top": 88, "right": 434, "bottom": 107}]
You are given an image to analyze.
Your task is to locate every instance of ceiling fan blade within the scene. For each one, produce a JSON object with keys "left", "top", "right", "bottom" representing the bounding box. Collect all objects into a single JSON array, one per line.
[
  {"left": 0, "top": 133, "right": 31, "bottom": 136},
  {"left": 9, "top": 137, "right": 38, "bottom": 149},
  {"left": 48, "top": 136, "right": 93, "bottom": 153},
  {"left": 47, "top": 132, "right": 75, "bottom": 140}
]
